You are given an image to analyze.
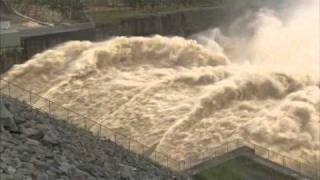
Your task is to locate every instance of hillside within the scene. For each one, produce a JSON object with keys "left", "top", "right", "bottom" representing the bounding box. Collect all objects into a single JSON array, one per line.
[
  {"left": 0, "top": 96, "right": 187, "bottom": 180},
  {"left": 3, "top": 0, "right": 87, "bottom": 24}
]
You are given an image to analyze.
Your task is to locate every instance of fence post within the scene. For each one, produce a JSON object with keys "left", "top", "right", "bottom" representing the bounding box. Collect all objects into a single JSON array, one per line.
[
  {"left": 142, "top": 145, "right": 145, "bottom": 154},
  {"left": 48, "top": 100, "right": 51, "bottom": 116},
  {"left": 226, "top": 143, "right": 229, "bottom": 152},
  {"left": 84, "top": 119, "right": 88, "bottom": 130},
  {"left": 128, "top": 138, "right": 131, "bottom": 151},
  {"left": 8, "top": 82, "right": 11, "bottom": 97},
  {"left": 66, "top": 111, "right": 69, "bottom": 121},
  {"left": 0, "top": 81, "right": 3, "bottom": 106},
  {"left": 201, "top": 151, "right": 204, "bottom": 162},
  {"left": 206, "top": 147, "right": 209, "bottom": 157},
  {"left": 166, "top": 156, "right": 168, "bottom": 168},
  {"left": 113, "top": 133, "right": 118, "bottom": 153},
  {"left": 29, "top": 91, "right": 32, "bottom": 105}
]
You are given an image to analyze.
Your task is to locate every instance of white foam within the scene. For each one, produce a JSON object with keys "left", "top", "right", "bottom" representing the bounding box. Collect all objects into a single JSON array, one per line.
[{"left": 2, "top": 0, "right": 319, "bottom": 167}]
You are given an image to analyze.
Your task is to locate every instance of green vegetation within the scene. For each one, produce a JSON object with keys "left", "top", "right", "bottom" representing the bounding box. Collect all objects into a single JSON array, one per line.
[
  {"left": 193, "top": 156, "right": 296, "bottom": 180},
  {"left": 88, "top": 9, "right": 146, "bottom": 26},
  {"left": 87, "top": 0, "right": 225, "bottom": 26},
  {"left": 9, "top": 0, "right": 86, "bottom": 23},
  {"left": 86, "top": 0, "right": 286, "bottom": 26},
  {"left": 6, "top": 0, "right": 288, "bottom": 25},
  {"left": 83, "top": 0, "right": 222, "bottom": 9},
  {"left": 88, "top": 6, "right": 211, "bottom": 26}
]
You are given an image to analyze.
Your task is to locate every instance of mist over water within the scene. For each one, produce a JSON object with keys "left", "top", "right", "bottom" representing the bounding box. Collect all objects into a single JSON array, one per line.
[{"left": 2, "top": 0, "right": 319, "bottom": 168}]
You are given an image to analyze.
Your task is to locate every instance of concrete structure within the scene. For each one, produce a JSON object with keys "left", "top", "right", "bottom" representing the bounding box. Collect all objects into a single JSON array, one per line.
[
  {"left": 186, "top": 146, "right": 311, "bottom": 180},
  {"left": 0, "top": 29, "right": 20, "bottom": 48},
  {"left": 0, "top": 20, "right": 10, "bottom": 30},
  {"left": 0, "top": 0, "right": 95, "bottom": 73}
]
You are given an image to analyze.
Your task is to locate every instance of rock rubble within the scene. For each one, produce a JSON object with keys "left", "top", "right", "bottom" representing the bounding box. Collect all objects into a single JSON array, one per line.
[{"left": 0, "top": 97, "right": 188, "bottom": 180}]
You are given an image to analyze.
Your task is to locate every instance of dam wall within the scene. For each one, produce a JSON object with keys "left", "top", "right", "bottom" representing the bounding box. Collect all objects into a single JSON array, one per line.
[
  {"left": 1, "top": 23, "right": 95, "bottom": 73},
  {"left": 2, "top": 6, "right": 235, "bottom": 74},
  {"left": 95, "top": 6, "right": 227, "bottom": 39}
]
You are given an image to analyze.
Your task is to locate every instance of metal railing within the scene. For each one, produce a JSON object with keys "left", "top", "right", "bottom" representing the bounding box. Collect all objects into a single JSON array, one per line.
[
  {"left": 0, "top": 78, "right": 181, "bottom": 172},
  {"left": 243, "top": 141, "right": 320, "bottom": 180},
  {"left": 178, "top": 140, "right": 320, "bottom": 179},
  {"left": 178, "top": 140, "right": 242, "bottom": 170},
  {"left": 1, "top": 77, "right": 319, "bottom": 179}
]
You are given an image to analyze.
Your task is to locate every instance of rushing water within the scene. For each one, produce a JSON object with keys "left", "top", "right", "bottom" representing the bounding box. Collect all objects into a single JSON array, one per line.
[{"left": 2, "top": 0, "right": 319, "bottom": 167}]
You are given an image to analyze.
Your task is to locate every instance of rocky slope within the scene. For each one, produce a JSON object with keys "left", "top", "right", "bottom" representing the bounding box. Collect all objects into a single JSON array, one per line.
[{"left": 0, "top": 96, "right": 187, "bottom": 180}]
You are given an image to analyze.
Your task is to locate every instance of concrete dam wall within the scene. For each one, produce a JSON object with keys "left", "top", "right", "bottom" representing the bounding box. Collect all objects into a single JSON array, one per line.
[{"left": 95, "top": 7, "right": 228, "bottom": 39}]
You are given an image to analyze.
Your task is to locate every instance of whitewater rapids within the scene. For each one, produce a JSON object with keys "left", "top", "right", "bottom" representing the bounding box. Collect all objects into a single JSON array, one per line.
[
  {"left": 1, "top": 0, "right": 319, "bottom": 168},
  {"left": 2, "top": 35, "right": 319, "bottom": 166}
]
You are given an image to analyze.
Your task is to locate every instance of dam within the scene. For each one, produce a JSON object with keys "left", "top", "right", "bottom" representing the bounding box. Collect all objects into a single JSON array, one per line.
[{"left": 1, "top": 0, "right": 319, "bottom": 179}]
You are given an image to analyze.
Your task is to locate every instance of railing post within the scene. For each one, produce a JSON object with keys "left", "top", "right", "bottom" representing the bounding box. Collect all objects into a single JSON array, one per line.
[
  {"left": 0, "top": 83, "right": 3, "bottom": 106},
  {"left": 142, "top": 145, "right": 145, "bottom": 154},
  {"left": 128, "top": 138, "right": 131, "bottom": 151},
  {"left": 29, "top": 91, "right": 32, "bottom": 105},
  {"left": 226, "top": 143, "right": 229, "bottom": 152},
  {"left": 67, "top": 111, "right": 69, "bottom": 121},
  {"left": 200, "top": 151, "right": 203, "bottom": 162},
  {"left": 48, "top": 100, "right": 51, "bottom": 117},
  {"left": 166, "top": 156, "right": 168, "bottom": 168},
  {"left": 8, "top": 82, "right": 11, "bottom": 97},
  {"left": 86, "top": 119, "right": 89, "bottom": 131},
  {"left": 206, "top": 147, "right": 209, "bottom": 158}
]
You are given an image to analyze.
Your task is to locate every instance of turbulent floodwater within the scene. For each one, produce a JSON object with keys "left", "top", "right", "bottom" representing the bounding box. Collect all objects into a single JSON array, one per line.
[{"left": 2, "top": 1, "right": 319, "bottom": 166}]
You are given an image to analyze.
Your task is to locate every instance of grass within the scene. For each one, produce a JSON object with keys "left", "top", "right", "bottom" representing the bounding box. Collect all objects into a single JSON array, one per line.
[
  {"left": 88, "top": 9, "right": 147, "bottom": 26},
  {"left": 87, "top": 1, "right": 222, "bottom": 26},
  {"left": 193, "top": 156, "right": 297, "bottom": 180}
]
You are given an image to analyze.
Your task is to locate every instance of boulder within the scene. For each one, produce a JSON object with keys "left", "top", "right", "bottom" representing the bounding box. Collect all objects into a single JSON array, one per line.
[
  {"left": 22, "top": 128, "right": 44, "bottom": 140},
  {"left": 14, "top": 115, "right": 26, "bottom": 124},
  {"left": 6, "top": 166, "right": 16, "bottom": 175},
  {"left": 59, "top": 162, "right": 73, "bottom": 174},
  {"left": 0, "top": 103, "right": 18, "bottom": 132},
  {"left": 42, "top": 128, "right": 61, "bottom": 145},
  {"left": 35, "top": 173, "right": 49, "bottom": 180},
  {"left": 119, "top": 164, "right": 135, "bottom": 180},
  {"left": 70, "top": 168, "right": 91, "bottom": 180},
  {"left": 0, "top": 173, "right": 12, "bottom": 180},
  {"left": 25, "top": 138, "right": 41, "bottom": 146}
]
